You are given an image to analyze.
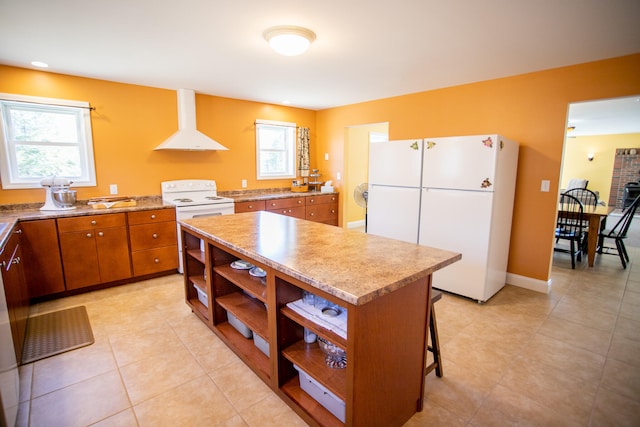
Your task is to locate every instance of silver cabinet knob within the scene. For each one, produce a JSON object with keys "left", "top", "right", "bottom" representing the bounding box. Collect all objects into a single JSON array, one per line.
[
  {"left": 154, "top": 258, "right": 160, "bottom": 264},
  {"left": 310, "top": 212, "right": 314, "bottom": 216},
  {"left": 151, "top": 214, "right": 156, "bottom": 219},
  {"left": 297, "top": 200, "right": 302, "bottom": 204},
  {"left": 98, "top": 231, "right": 104, "bottom": 237},
  {"left": 86, "top": 233, "right": 92, "bottom": 238},
  {"left": 152, "top": 233, "right": 158, "bottom": 239},
  {"left": 248, "top": 205, "right": 253, "bottom": 209},
  {"left": 91, "top": 220, "right": 97, "bottom": 225}
]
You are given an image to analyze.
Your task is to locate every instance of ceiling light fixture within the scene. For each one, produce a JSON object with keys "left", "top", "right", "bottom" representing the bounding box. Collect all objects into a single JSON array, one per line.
[{"left": 263, "top": 26, "right": 316, "bottom": 56}]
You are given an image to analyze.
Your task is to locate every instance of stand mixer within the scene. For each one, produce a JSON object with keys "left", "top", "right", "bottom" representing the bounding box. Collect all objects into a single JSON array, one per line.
[{"left": 40, "top": 177, "right": 77, "bottom": 211}]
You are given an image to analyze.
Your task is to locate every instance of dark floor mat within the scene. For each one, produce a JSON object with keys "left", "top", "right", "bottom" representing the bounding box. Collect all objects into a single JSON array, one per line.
[{"left": 21, "top": 306, "right": 94, "bottom": 364}]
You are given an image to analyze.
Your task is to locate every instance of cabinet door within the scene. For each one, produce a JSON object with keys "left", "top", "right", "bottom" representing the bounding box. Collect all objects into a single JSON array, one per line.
[
  {"left": 129, "top": 222, "right": 177, "bottom": 251},
  {"left": 131, "top": 246, "right": 178, "bottom": 276},
  {"left": 59, "top": 230, "right": 101, "bottom": 289},
  {"left": 21, "top": 219, "right": 66, "bottom": 297},
  {"left": 1, "top": 227, "right": 29, "bottom": 363},
  {"left": 235, "top": 200, "right": 266, "bottom": 213},
  {"left": 128, "top": 208, "right": 176, "bottom": 225},
  {"left": 57, "top": 213, "right": 126, "bottom": 232},
  {"left": 305, "top": 194, "right": 338, "bottom": 205},
  {"left": 96, "top": 227, "right": 132, "bottom": 284},
  {"left": 266, "top": 197, "right": 305, "bottom": 210},
  {"left": 270, "top": 206, "right": 306, "bottom": 219},
  {"left": 306, "top": 203, "right": 338, "bottom": 223}
]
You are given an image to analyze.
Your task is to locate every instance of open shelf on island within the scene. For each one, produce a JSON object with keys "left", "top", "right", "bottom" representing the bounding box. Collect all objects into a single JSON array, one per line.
[{"left": 214, "top": 264, "right": 267, "bottom": 302}]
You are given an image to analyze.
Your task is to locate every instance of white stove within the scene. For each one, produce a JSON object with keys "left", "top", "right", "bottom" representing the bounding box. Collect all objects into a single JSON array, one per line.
[{"left": 162, "top": 179, "right": 235, "bottom": 272}]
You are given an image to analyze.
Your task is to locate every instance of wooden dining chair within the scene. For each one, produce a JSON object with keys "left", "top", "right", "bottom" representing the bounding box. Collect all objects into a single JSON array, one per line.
[
  {"left": 563, "top": 188, "right": 600, "bottom": 252},
  {"left": 563, "top": 188, "right": 598, "bottom": 207},
  {"left": 597, "top": 195, "right": 640, "bottom": 268},
  {"left": 555, "top": 194, "right": 586, "bottom": 269}
]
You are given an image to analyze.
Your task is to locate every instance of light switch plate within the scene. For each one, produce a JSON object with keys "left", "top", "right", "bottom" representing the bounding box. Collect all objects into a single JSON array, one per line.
[
  {"left": 540, "top": 180, "right": 550, "bottom": 192},
  {"left": 110, "top": 184, "right": 118, "bottom": 195},
  {"left": 242, "top": 179, "right": 247, "bottom": 188}
]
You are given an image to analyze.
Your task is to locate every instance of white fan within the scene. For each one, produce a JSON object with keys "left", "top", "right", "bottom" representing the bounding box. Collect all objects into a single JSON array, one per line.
[{"left": 353, "top": 182, "right": 369, "bottom": 232}]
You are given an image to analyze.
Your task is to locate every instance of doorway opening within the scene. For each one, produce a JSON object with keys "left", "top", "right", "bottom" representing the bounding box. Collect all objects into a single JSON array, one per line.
[{"left": 342, "top": 123, "right": 388, "bottom": 231}]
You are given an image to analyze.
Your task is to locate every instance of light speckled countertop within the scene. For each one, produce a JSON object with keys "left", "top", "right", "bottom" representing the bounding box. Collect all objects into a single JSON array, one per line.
[
  {"left": 180, "top": 211, "right": 460, "bottom": 305},
  {"left": 222, "top": 189, "right": 338, "bottom": 203}
]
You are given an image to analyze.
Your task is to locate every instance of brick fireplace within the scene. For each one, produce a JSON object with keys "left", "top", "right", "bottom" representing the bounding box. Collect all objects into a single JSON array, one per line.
[{"left": 609, "top": 148, "right": 640, "bottom": 209}]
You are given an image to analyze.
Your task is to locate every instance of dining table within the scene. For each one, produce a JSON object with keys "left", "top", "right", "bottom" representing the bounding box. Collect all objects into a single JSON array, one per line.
[{"left": 558, "top": 203, "right": 614, "bottom": 267}]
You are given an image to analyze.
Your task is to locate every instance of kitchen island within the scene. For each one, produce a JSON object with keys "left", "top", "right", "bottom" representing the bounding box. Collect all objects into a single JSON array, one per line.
[{"left": 180, "top": 211, "right": 460, "bottom": 427}]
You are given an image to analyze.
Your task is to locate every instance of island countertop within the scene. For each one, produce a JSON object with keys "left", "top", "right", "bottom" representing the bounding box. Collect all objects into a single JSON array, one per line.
[{"left": 180, "top": 211, "right": 460, "bottom": 305}]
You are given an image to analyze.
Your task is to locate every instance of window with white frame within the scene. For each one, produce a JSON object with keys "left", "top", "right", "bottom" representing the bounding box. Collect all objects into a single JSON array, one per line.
[
  {"left": 0, "top": 93, "right": 96, "bottom": 189},
  {"left": 255, "top": 119, "right": 296, "bottom": 180}
]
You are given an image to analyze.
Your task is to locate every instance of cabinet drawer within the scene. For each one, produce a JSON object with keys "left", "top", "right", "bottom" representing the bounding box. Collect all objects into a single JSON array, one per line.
[
  {"left": 270, "top": 205, "right": 306, "bottom": 219},
  {"left": 266, "top": 197, "right": 305, "bottom": 210},
  {"left": 129, "top": 222, "right": 177, "bottom": 251},
  {"left": 306, "top": 203, "right": 338, "bottom": 222},
  {"left": 128, "top": 208, "right": 175, "bottom": 225},
  {"left": 306, "top": 194, "right": 338, "bottom": 205},
  {"left": 131, "top": 246, "right": 178, "bottom": 276},
  {"left": 235, "top": 200, "right": 266, "bottom": 213},
  {"left": 58, "top": 213, "right": 126, "bottom": 232}
]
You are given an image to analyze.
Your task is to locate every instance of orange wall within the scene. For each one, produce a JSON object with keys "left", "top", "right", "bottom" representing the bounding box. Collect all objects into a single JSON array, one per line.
[
  {"left": 2, "top": 54, "right": 640, "bottom": 283},
  {"left": 0, "top": 65, "right": 316, "bottom": 204},
  {"left": 315, "top": 54, "right": 640, "bottom": 282}
]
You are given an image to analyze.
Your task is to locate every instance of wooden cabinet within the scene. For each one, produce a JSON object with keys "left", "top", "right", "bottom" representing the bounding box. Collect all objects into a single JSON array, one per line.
[
  {"left": 128, "top": 209, "right": 178, "bottom": 276},
  {"left": 306, "top": 194, "right": 338, "bottom": 225},
  {"left": 57, "top": 213, "right": 132, "bottom": 290},
  {"left": 20, "top": 219, "right": 65, "bottom": 297},
  {"left": 182, "top": 219, "right": 431, "bottom": 427},
  {"left": 235, "top": 193, "right": 339, "bottom": 225},
  {"left": 1, "top": 225, "right": 29, "bottom": 363},
  {"left": 234, "top": 200, "right": 266, "bottom": 213},
  {"left": 266, "top": 197, "right": 306, "bottom": 219}
]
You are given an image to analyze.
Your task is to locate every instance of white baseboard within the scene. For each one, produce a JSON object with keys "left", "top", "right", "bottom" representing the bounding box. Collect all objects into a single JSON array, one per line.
[
  {"left": 347, "top": 220, "right": 366, "bottom": 229},
  {"left": 506, "top": 272, "right": 551, "bottom": 294}
]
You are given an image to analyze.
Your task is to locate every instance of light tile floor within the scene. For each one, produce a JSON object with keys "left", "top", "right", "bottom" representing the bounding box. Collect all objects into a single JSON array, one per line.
[{"left": 16, "top": 245, "right": 640, "bottom": 426}]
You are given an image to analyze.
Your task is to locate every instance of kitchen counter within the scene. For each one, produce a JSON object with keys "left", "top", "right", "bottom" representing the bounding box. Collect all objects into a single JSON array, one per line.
[
  {"left": 222, "top": 188, "right": 338, "bottom": 203},
  {"left": 0, "top": 197, "right": 173, "bottom": 249},
  {"left": 180, "top": 211, "right": 460, "bottom": 305}
]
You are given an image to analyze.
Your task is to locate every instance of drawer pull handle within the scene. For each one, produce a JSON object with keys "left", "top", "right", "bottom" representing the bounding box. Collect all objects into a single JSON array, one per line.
[
  {"left": 248, "top": 205, "right": 253, "bottom": 209},
  {"left": 151, "top": 214, "right": 156, "bottom": 219},
  {"left": 91, "top": 220, "right": 97, "bottom": 225},
  {"left": 152, "top": 233, "right": 159, "bottom": 239},
  {"left": 86, "top": 233, "right": 92, "bottom": 238},
  {"left": 310, "top": 212, "right": 314, "bottom": 216},
  {"left": 98, "top": 232, "right": 104, "bottom": 237},
  {"left": 271, "top": 203, "right": 276, "bottom": 207},
  {"left": 331, "top": 209, "right": 336, "bottom": 213},
  {"left": 298, "top": 200, "right": 302, "bottom": 204},
  {"left": 154, "top": 258, "right": 160, "bottom": 264},
  {"left": 14, "top": 229, "right": 22, "bottom": 234},
  {"left": 12, "top": 256, "right": 21, "bottom": 265}
]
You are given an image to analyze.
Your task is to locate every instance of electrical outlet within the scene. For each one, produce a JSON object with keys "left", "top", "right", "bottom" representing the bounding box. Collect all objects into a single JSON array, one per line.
[
  {"left": 110, "top": 184, "right": 118, "bottom": 195},
  {"left": 325, "top": 153, "right": 329, "bottom": 161},
  {"left": 540, "top": 180, "right": 550, "bottom": 192},
  {"left": 242, "top": 179, "right": 247, "bottom": 188},
  {"left": 337, "top": 172, "right": 341, "bottom": 180}
]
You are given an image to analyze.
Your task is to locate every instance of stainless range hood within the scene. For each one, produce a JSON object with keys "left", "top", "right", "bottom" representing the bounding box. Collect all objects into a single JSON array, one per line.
[{"left": 154, "top": 89, "right": 229, "bottom": 151}]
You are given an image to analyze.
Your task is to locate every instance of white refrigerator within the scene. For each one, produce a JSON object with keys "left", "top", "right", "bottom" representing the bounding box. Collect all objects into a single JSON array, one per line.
[
  {"left": 419, "top": 135, "right": 519, "bottom": 301},
  {"left": 367, "top": 139, "right": 423, "bottom": 244}
]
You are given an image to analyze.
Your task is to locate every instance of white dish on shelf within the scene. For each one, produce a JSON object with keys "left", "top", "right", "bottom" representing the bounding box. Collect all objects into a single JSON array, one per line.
[
  {"left": 231, "top": 260, "right": 253, "bottom": 270},
  {"left": 249, "top": 266, "right": 267, "bottom": 277}
]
